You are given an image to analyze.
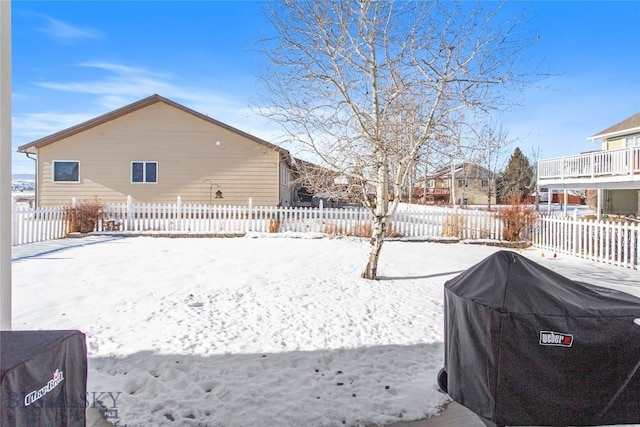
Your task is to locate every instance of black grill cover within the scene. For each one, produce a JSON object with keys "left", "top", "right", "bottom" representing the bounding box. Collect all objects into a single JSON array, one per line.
[
  {"left": 443, "top": 250, "right": 640, "bottom": 426},
  {"left": 1, "top": 330, "right": 87, "bottom": 426}
]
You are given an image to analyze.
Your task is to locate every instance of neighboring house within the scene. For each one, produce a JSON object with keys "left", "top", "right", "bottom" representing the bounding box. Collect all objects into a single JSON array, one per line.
[
  {"left": 537, "top": 112, "right": 640, "bottom": 217},
  {"left": 414, "top": 163, "right": 498, "bottom": 206},
  {"left": 18, "top": 94, "right": 298, "bottom": 207}
]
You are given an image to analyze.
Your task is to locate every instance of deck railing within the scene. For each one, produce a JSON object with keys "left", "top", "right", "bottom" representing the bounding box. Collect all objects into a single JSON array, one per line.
[{"left": 538, "top": 147, "right": 640, "bottom": 183}]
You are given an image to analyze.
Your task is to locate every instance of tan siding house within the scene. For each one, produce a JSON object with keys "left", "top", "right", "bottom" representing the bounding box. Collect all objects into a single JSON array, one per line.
[
  {"left": 18, "top": 95, "right": 297, "bottom": 207},
  {"left": 416, "top": 163, "right": 498, "bottom": 206},
  {"left": 587, "top": 112, "right": 640, "bottom": 215}
]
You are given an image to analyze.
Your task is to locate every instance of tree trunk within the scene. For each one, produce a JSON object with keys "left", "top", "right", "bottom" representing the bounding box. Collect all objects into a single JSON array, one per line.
[
  {"left": 362, "top": 158, "right": 389, "bottom": 280},
  {"left": 362, "top": 216, "right": 386, "bottom": 280}
]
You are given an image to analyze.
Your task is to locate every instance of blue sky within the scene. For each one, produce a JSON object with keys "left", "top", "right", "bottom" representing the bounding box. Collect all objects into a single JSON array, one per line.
[{"left": 10, "top": 1, "right": 640, "bottom": 175}]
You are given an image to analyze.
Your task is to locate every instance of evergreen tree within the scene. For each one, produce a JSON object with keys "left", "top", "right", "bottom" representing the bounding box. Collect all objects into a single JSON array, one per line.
[{"left": 500, "top": 147, "right": 533, "bottom": 199}]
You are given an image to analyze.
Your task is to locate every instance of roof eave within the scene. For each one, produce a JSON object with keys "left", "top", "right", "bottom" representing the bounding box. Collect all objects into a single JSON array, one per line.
[
  {"left": 17, "top": 94, "right": 165, "bottom": 153},
  {"left": 588, "top": 125, "right": 640, "bottom": 142},
  {"left": 16, "top": 94, "right": 293, "bottom": 162}
]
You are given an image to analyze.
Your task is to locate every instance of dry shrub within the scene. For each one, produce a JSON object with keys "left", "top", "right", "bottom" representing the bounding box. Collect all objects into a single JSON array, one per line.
[
  {"left": 385, "top": 221, "right": 404, "bottom": 238},
  {"left": 268, "top": 218, "right": 281, "bottom": 233},
  {"left": 442, "top": 214, "right": 465, "bottom": 238},
  {"left": 479, "top": 227, "right": 491, "bottom": 239},
  {"left": 64, "top": 197, "right": 104, "bottom": 233},
  {"left": 359, "top": 221, "right": 373, "bottom": 237},
  {"left": 499, "top": 192, "right": 538, "bottom": 241},
  {"left": 324, "top": 223, "right": 345, "bottom": 236},
  {"left": 323, "top": 220, "right": 402, "bottom": 238},
  {"left": 347, "top": 221, "right": 372, "bottom": 238}
]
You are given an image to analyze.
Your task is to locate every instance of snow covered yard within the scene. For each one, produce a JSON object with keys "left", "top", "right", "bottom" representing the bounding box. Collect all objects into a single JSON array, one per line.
[{"left": 11, "top": 236, "right": 640, "bottom": 426}]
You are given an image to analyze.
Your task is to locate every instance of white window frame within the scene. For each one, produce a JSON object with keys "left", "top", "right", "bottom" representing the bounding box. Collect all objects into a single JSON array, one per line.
[
  {"left": 625, "top": 136, "right": 640, "bottom": 148},
  {"left": 52, "top": 160, "right": 80, "bottom": 183},
  {"left": 131, "top": 161, "right": 158, "bottom": 184}
]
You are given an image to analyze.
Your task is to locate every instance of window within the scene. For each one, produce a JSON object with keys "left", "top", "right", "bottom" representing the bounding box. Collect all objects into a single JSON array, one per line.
[
  {"left": 427, "top": 180, "right": 435, "bottom": 188},
  {"left": 457, "top": 179, "right": 467, "bottom": 187},
  {"left": 481, "top": 179, "right": 489, "bottom": 187},
  {"left": 52, "top": 161, "right": 79, "bottom": 182},
  {"left": 625, "top": 136, "right": 640, "bottom": 148},
  {"left": 132, "top": 161, "right": 158, "bottom": 183}
]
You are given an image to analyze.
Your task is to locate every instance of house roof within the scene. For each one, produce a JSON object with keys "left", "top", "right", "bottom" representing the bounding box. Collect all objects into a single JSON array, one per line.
[
  {"left": 427, "top": 163, "right": 497, "bottom": 180},
  {"left": 17, "top": 94, "right": 293, "bottom": 164},
  {"left": 589, "top": 112, "right": 640, "bottom": 141}
]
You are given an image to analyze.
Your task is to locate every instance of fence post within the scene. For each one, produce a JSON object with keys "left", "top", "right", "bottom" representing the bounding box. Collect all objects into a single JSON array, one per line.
[
  {"left": 176, "top": 196, "right": 182, "bottom": 232},
  {"left": 126, "top": 195, "right": 133, "bottom": 232},
  {"left": 631, "top": 224, "right": 640, "bottom": 269},
  {"left": 572, "top": 209, "right": 578, "bottom": 257},
  {"left": 248, "top": 197, "right": 253, "bottom": 233},
  {"left": 71, "top": 197, "right": 77, "bottom": 208}
]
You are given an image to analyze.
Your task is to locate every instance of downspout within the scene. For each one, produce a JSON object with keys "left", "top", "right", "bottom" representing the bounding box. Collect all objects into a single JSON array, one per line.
[{"left": 26, "top": 152, "right": 37, "bottom": 207}]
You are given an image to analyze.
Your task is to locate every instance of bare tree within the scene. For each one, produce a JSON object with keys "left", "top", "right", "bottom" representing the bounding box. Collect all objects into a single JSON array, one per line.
[
  {"left": 259, "top": 0, "right": 539, "bottom": 279},
  {"left": 467, "top": 122, "right": 512, "bottom": 210}
]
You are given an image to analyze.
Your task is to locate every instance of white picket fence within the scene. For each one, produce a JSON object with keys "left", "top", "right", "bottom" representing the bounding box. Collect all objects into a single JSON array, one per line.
[
  {"left": 533, "top": 210, "right": 639, "bottom": 269},
  {"left": 10, "top": 197, "right": 639, "bottom": 270},
  {"left": 97, "top": 196, "right": 503, "bottom": 240},
  {"left": 11, "top": 205, "right": 68, "bottom": 246}
]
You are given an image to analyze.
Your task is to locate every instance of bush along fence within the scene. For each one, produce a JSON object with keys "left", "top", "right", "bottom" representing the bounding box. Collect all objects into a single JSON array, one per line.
[
  {"left": 534, "top": 209, "right": 639, "bottom": 270},
  {"left": 10, "top": 196, "right": 638, "bottom": 270}
]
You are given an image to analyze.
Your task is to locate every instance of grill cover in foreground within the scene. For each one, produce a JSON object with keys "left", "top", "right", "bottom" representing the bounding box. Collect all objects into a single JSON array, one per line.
[
  {"left": 1, "top": 330, "right": 87, "bottom": 426},
  {"left": 444, "top": 250, "right": 640, "bottom": 426}
]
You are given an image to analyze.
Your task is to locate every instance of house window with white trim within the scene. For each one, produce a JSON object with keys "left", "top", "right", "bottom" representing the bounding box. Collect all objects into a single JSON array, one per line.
[
  {"left": 132, "top": 161, "right": 158, "bottom": 183},
  {"left": 625, "top": 136, "right": 640, "bottom": 147},
  {"left": 481, "top": 179, "right": 489, "bottom": 187},
  {"left": 457, "top": 179, "right": 467, "bottom": 187},
  {"left": 52, "top": 161, "right": 79, "bottom": 182}
]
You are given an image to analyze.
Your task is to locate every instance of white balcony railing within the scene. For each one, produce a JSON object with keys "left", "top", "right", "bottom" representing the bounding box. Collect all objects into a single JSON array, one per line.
[{"left": 538, "top": 147, "right": 640, "bottom": 185}]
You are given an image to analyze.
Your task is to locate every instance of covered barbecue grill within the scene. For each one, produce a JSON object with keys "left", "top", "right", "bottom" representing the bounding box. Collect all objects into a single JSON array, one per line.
[{"left": 441, "top": 250, "right": 640, "bottom": 426}]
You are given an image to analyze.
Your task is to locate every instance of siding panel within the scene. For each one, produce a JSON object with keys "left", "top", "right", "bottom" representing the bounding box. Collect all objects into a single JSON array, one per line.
[{"left": 37, "top": 102, "right": 282, "bottom": 206}]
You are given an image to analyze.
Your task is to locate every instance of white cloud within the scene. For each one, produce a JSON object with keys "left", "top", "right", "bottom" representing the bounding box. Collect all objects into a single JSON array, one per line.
[
  {"left": 36, "top": 62, "right": 170, "bottom": 107},
  {"left": 11, "top": 111, "right": 98, "bottom": 175},
  {"left": 38, "top": 16, "right": 104, "bottom": 43},
  {"left": 31, "top": 61, "right": 286, "bottom": 141},
  {"left": 13, "top": 112, "right": 96, "bottom": 142}
]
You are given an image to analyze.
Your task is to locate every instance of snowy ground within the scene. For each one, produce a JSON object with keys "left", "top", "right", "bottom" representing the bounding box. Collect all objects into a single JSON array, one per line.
[{"left": 10, "top": 235, "right": 640, "bottom": 426}]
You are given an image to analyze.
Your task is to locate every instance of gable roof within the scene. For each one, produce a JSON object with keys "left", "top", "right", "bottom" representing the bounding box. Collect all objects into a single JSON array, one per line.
[
  {"left": 427, "top": 162, "right": 497, "bottom": 180},
  {"left": 17, "top": 94, "right": 293, "bottom": 164},
  {"left": 589, "top": 112, "right": 640, "bottom": 141}
]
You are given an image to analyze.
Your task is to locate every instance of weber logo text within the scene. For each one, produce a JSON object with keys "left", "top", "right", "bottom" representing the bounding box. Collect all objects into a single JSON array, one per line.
[{"left": 539, "top": 331, "right": 573, "bottom": 347}]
